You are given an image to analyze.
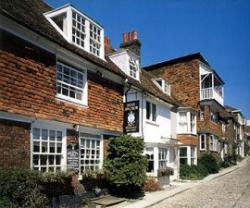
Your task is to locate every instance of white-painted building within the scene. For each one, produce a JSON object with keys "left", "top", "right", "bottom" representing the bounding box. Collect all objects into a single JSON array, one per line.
[{"left": 109, "top": 31, "right": 180, "bottom": 183}]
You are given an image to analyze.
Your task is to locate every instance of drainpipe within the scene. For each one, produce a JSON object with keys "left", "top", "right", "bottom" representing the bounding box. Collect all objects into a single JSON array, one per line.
[{"left": 141, "top": 90, "right": 145, "bottom": 138}]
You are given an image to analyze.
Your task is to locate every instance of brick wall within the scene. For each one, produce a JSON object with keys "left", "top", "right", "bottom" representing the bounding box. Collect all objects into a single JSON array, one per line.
[
  {"left": 148, "top": 60, "right": 225, "bottom": 150},
  {"left": 177, "top": 134, "right": 198, "bottom": 145},
  {"left": 0, "top": 30, "right": 123, "bottom": 132},
  {"left": 197, "top": 105, "right": 222, "bottom": 138},
  {"left": 0, "top": 119, "right": 30, "bottom": 168},
  {"left": 149, "top": 60, "right": 200, "bottom": 108}
]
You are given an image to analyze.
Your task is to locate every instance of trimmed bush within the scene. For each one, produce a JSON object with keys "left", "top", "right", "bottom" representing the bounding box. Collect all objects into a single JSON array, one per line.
[
  {"left": 0, "top": 168, "right": 48, "bottom": 208},
  {"left": 104, "top": 135, "right": 147, "bottom": 194},
  {"left": 198, "top": 154, "right": 219, "bottom": 174}
]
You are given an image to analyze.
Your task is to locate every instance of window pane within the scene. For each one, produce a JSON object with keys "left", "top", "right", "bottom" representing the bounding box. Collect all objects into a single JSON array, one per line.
[
  {"left": 180, "top": 158, "right": 187, "bottom": 165},
  {"left": 56, "top": 155, "right": 61, "bottom": 165},
  {"left": 41, "top": 155, "right": 47, "bottom": 165},
  {"left": 146, "top": 101, "right": 151, "bottom": 120},
  {"left": 57, "top": 131, "right": 62, "bottom": 141},
  {"left": 49, "top": 130, "right": 55, "bottom": 141},
  {"left": 49, "top": 155, "right": 54, "bottom": 165},
  {"left": 33, "top": 141, "right": 40, "bottom": 152},
  {"left": 33, "top": 128, "right": 40, "bottom": 140},
  {"left": 42, "top": 129, "right": 48, "bottom": 140},
  {"left": 57, "top": 143, "right": 62, "bottom": 153},
  {"left": 50, "top": 142, "right": 55, "bottom": 153},
  {"left": 33, "top": 155, "right": 39, "bottom": 165},
  {"left": 152, "top": 104, "right": 156, "bottom": 121},
  {"left": 180, "top": 147, "right": 187, "bottom": 157},
  {"left": 42, "top": 142, "right": 48, "bottom": 153}
]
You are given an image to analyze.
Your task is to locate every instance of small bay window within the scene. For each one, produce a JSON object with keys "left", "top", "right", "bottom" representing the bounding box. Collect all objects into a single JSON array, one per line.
[
  {"left": 200, "top": 134, "right": 206, "bottom": 151},
  {"left": 158, "top": 148, "right": 168, "bottom": 169},
  {"left": 177, "top": 111, "right": 196, "bottom": 134}
]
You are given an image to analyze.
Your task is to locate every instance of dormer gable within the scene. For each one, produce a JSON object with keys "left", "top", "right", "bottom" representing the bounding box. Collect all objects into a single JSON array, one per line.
[
  {"left": 154, "top": 78, "right": 171, "bottom": 96},
  {"left": 108, "top": 31, "right": 141, "bottom": 81},
  {"left": 44, "top": 4, "right": 105, "bottom": 59},
  {"left": 109, "top": 49, "right": 140, "bottom": 81}
]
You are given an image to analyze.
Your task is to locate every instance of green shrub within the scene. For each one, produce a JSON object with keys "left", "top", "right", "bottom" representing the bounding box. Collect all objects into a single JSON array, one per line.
[
  {"left": 198, "top": 154, "right": 219, "bottom": 174},
  {"left": 0, "top": 168, "right": 48, "bottom": 208},
  {"left": 104, "top": 135, "right": 147, "bottom": 194},
  {"left": 180, "top": 164, "right": 208, "bottom": 180},
  {"left": 180, "top": 163, "right": 208, "bottom": 180},
  {"left": 196, "top": 163, "right": 209, "bottom": 177}
]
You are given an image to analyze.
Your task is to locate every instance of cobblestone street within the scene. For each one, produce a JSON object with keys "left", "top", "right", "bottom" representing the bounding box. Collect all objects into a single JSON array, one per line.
[{"left": 151, "top": 158, "right": 250, "bottom": 208}]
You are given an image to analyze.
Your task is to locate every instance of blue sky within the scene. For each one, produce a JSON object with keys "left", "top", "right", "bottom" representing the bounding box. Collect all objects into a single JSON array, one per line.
[{"left": 48, "top": 0, "right": 250, "bottom": 118}]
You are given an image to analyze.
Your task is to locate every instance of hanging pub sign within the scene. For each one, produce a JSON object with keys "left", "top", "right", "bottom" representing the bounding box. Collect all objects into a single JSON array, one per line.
[
  {"left": 124, "top": 100, "right": 140, "bottom": 133},
  {"left": 67, "top": 144, "right": 79, "bottom": 172}
]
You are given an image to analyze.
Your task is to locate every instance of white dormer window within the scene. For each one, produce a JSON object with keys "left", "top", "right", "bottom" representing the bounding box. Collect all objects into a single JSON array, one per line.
[
  {"left": 44, "top": 4, "right": 104, "bottom": 59},
  {"left": 155, "top": 79, "right": 171, "bottom": 95},
  {"left": 90, "top": 23, "right": 101, "bottom": 56},
  {"left": 129, "top": 58, "right": 137, "bottom": 79},
  {"left": 72, "top": 11, "right": 86, "bottom": 48}
]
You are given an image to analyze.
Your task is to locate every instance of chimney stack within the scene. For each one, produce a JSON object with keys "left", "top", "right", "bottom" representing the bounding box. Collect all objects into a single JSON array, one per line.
[
  {"left": 120, "top": 31, "right": 141, "bottom": 61},
  {"left": 104, "top": 36, "right": 115, "bottom": 55}
]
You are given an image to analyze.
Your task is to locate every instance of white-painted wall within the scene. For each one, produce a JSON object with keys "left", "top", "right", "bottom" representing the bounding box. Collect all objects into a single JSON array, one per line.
[
  {"left": 126, "top": 90, "right": 174, "bottom": 142},
  {"left": 125, "top": 88, "right": 179, "bottom": 180}
]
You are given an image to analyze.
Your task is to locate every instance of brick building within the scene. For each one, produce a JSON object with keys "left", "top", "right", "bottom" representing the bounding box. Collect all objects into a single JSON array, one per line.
[
  {"left": 0, "top": 0, "right": 181, "bottom": 183},
  {"left": 144, "top": 53, "right": 229, "bottom": 162},
  {"left": 0, "top": 0, "right": 127, "bottom": 173}
]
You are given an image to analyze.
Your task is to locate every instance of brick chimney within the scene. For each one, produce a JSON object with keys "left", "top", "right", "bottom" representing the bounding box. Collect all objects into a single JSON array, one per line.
[
  {"left": 120, "top": 31, "right": 141, "bottom": 60},
  {"left": 104, "top": 36, "right": 115, "bottom": 55}
]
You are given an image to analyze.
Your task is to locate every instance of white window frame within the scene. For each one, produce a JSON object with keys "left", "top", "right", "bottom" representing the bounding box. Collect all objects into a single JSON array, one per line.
[
  {"left": 79, "top": 133, "right": 103, "bottom": 174},
  {"left": 177, "top": 111, "right": 197, "bottom": 134},
  {"left": 209, "top": 135, "right": 214, "bottom": 151},
  {"left": 145, "top": 147, "right": 154, "bottom": 173},
  {"left": 179, "top": 147, "right": 188, "bottom": 165},
  {"left": 56, "top": 62, "right": 88, "bottom": 106},
  {"left": 44, "top": 5, "right": 104, "bottom": 59},
  {"left": 155, "top": 78, "right": 171, "bottom": 95},
  {"left": 72, "top": 10, "right": 86, "bottom": 49},
  {"left": 146, "top": 101, "right": 157, "bottom": 122},
  {"left": 178, "top": 112, "right": 188, "bottom": 133},
  {"left": 191, "top": 147, "right": 196, "bottom": 165},
  {"left": 89, "top": 23, "right": 101, "bottom": 56},
  {"left": 190, "top": 113, "right": 196, "bottom": 133},
  {"left": 129, "top": 58, "right": 138, "bottom": 79},
  {"left": 31, "top": 122, "right": 66, "bottom": 172},
  {"left": 200, "top": 134, "right": 206, "bottom": 151},
  {"left": 158, "top": 148, "right": 168, "bottom": 170}
]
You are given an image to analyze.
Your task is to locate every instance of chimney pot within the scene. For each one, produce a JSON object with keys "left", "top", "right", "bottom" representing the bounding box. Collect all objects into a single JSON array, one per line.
[{"left": 123, "top": 33, "right": 128, "bottom": 43}]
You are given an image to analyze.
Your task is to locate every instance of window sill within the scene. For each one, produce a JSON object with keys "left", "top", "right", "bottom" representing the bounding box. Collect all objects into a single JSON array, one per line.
[
  {"left": 146, "top": 120, "right": 159, "bottom": 127},
  {"left": 56, "top": 95, "right": 88, "bottom": 107},
  {"left": 177, "top": 132, "right": 197, "bottom": 136}
]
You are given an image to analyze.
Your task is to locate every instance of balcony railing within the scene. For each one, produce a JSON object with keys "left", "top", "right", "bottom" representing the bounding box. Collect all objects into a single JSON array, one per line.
[{"left": 201, "top": 87, "right": 224, "bottom": 106}]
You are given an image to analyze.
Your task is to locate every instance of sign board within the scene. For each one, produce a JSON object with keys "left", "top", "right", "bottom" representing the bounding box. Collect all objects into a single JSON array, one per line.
[
  {"left": 124, "top": 100, "right": 140, "bottom": 133},
  {"left": 67, "top": 149, "right": 79, "bottom": 172}
]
